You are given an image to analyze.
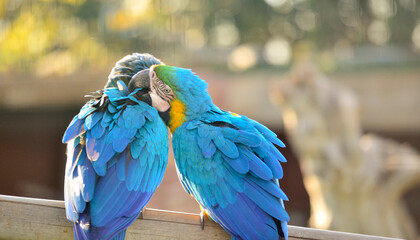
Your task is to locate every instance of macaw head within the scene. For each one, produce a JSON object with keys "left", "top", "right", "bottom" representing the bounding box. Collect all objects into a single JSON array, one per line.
[
  {"left": 103, "top": 53, "right": 163, "bottom": 105},
  {"left": 129, "top": 65, "right": 213, "bottom": 132},
  {"left": 106, "top": 53, "right": 162, "bottom": 89},
  {"left": 149, "top": 65, "right": 212, "bottom": 111}
]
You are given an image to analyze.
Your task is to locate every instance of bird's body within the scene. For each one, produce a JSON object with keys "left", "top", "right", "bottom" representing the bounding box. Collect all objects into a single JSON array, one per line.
[
  {"left": 149, "top": 65, "right": 289, "bottom": 240},
  {"left": 63, "top": 54, "right": 168, "bottom": 240}
]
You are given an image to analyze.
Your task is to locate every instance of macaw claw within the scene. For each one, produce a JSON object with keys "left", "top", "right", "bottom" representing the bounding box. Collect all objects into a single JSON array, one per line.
[{"left": 200, "top": 211, "right": 205, "bottom": 230}]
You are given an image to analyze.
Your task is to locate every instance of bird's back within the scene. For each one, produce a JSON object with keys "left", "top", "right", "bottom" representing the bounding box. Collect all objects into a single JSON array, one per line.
[{"left": 171, "top": 110, "right": 289, "bottom": 240}]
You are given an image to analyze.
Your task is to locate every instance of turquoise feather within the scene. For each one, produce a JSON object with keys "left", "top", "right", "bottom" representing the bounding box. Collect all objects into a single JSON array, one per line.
[
  {"left": 156, "top": 65, "right": 289, "bottom": 240},
  {"left": 63, "top": 53, "right": 168, "bottom": 240}
]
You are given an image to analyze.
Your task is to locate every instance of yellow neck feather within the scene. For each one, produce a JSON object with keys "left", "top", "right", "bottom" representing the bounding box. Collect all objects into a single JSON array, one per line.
[{"left": 169, "top": 99, "right": 186, "bottom": 133}]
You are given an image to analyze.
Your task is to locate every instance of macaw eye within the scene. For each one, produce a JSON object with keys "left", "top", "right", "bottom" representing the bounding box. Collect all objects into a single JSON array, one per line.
[{"left": 163, "top": 88, "right": 171, "bottom": 94}]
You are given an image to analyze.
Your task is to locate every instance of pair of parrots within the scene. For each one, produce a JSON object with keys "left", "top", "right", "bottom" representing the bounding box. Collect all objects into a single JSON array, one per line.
[{"left": 63, "top": 53, "right": 289, "bottom": 240}]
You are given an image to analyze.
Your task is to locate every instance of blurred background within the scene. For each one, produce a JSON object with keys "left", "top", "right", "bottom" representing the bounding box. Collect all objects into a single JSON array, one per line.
[{"left": 0, "top": 0, "right": 419, "bottom": 239}]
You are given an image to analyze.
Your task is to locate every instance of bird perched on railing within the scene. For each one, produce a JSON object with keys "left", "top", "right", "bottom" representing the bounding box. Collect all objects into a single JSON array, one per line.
[
  {"left": 145, "top": 65, "right": 290, "bottom": 240},
  {"left": 62, "top": 53, "right": 169, "bottom": 240}
]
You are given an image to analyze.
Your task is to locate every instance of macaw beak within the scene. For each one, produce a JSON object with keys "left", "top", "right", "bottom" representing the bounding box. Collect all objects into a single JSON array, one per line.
[
  {"left": 128, "top": 69, "right": 150, "bottom": 92},
  {"left": 128, "top": 69, "right": 152, "bottom": 105},
  {"left": 149, "top": 68, "right": 171, "bottom": 112}
]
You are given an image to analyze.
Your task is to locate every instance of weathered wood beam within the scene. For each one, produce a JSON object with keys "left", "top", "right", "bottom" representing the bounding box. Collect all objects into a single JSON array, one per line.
[{"left": 0, "top": 195, "right": 401, "bottom": 240}]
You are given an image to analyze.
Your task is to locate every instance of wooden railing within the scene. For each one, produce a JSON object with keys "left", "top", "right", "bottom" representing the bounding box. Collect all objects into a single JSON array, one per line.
[{"left": 0, "top": 195, "right": 402, "bottom": 240}]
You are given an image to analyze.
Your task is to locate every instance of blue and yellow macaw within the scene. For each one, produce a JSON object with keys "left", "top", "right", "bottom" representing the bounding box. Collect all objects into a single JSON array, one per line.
[
  {"left": 146, "top": 65, "right": 289, "bottom": 240},
  {"left": 63, "top": 53, "right": 169, "bottom": 240}
]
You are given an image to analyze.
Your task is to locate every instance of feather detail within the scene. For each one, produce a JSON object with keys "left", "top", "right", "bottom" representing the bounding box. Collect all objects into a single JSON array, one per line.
[
  {"left": 77, "top": 152, "right": 96, "bottom": 202},
  {"left": 116, "top": 151, "right": 126, "bottom": 181},
  {"left": 86, "top": 132, "right": 105, "bottom": 162},
  {"left": 222, "top": 154, "right": 249, "bottom": 174},
  {"left": 90, "top": 120, "right": 106, "bottom": 139},
  {"left": 71, "top": 170, "right": 86, "bottom": 213},
  {"left": 85, "top": 112, "right": 103, "bottom": 130},
  {"left": 64, "top": 53, "right": 168, "bottom": 240},
  {"left": 78, "top": 106, "right": 96, "bottom": 120},
  {"left": 247, "top": 177, "right": 288, "bottom": 201},
  {"left": 153, "top": 65, "right": 289, "bottom": 240},
  {"left": 63, "top": 116, "right": 86, "bottom": 143},
  {"left": 213, "top": 133, "right": 239, "bottom": 159},
  {"left": 242, "top": 147, "right": 273, "bottom": 181},
  {"left": 243, "top": 180, "right": 290, "bottom": 222}
]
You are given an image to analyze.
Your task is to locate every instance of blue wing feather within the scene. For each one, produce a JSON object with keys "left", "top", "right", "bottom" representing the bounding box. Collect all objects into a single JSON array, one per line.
[
  {"left": 63, "top": 116, "right": 86, "bottom": 143},
  {"left": 90, "top": 119, "right": 106, "bottom": 139},
  {"left": 64, "top": 88, "right": 168, "bottom": 240},
  {"left": 78, "top": 105, "right": 96, "bottom": 119},
  {"left": 213, "top": 133, "right": 239, "bottom": 159},
  {"left": 71, "top": 170, "right": 86, "bottom": 213},
  {"left": 222, "top": 153, "right": 249, "bottom": 174},
  {"left": 247, "top": 176, "right": 288, "bottom": 201},
  {"left": 241, "top": 146, "right": 273, "bottom": 180},
  {"left": 77, "top": 151, "right": 96, "bottom": 202},
  {"left": 84, "top": 111, "right": 103, "bottom": 130},
  {"left": 173, "top": 111, "right": 288, "bottom": 240},
  {"left": 243, "top": 180, "right": 289, "bottom": 221},
  {"left": 126, "top": 158, "right": 145, "bottom": 191},
  {"left": 115, "top": 151, "right": 126, "bottom": 181},
  {"left": 202, "top": 141, "right": 217, "bottom": 158},
  {"left": 243, "top": 116, "right": 286, "bottom": 148},
  {"left": 85, "top": 131, "right": 105, "bottom": 162}
]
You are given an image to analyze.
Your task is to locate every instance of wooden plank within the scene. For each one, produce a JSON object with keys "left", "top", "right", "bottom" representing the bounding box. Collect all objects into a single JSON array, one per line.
[{"left": 0, "top": 195, "right": 402, "bottom": 240}]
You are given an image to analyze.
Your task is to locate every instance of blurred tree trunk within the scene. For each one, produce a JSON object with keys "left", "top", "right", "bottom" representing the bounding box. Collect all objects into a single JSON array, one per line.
[{"left": 270, "top": 62, "right": 420, "bottom": 239}]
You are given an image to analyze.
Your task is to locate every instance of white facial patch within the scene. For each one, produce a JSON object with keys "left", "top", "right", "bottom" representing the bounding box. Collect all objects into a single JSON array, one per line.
[
  {"left": 149, "top": 68, "right": 173, "bottom": 112},
  {"left": 150, "top": 91, "right": 171, "bottom": 112}
]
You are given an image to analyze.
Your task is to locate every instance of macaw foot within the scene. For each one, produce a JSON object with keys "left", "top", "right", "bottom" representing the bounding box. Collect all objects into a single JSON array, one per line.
[
  {"left": 200, "top": 211, "right": 205, "bottom": 230},
  {"left": 199, "top": 208, "right": 213, "bottom": 230},
  {"left": 198, "top": 205, "right": 215, "bottom": 230},
  {"left": 139, "top": 210, "right": 144, "bottom": 219}
]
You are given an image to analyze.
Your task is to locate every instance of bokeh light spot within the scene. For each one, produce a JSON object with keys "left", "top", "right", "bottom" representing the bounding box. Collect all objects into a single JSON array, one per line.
[
  {"left": 295, "top": 10, "right": 317, "bottom": 32},
  {"left": 412, "top": 24, "right": 420, "bottom": 51},
  {"left": 185, "top": 28, "right": 207, "bottom": 50},
  {"left": 211, "top": 22, "right": 239, "bottom": 47},
  {"left": 157, "top": 0, "right": 187, "bottom": 15},
  {"left": 123, "top": 0, "right": 151, "bottom": 16},
  {"left": 265, "top": 0, "right": 288, "bottom": 8},
  {"left": 228, "top": 45, "right": 258, "bottom": 71},
  {"left": 369, "top": 0, "right": 395, "bottom": 19},
  {"left": 367, "top": 20, "right": 390, "bottom": 45},
  {"left": 263, "top": 38, "right": 292, "bottom": 66}
]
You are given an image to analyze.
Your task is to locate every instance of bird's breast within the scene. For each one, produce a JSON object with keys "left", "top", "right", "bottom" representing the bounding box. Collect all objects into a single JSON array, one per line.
[{"left": 169, "top": 99, "right": 186, "bottom": 133}]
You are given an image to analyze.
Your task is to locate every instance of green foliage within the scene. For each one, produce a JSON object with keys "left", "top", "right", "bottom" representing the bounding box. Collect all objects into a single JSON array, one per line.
[{"left": 0, "top": 0, "right": 419, "bottom": 75}]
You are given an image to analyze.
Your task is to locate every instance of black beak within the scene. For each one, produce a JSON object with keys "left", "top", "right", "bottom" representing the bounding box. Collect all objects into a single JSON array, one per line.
[
  {"left": 128, "top": 69, "right": 150, "bottom": 92},
  {"left": 128, "top": 69, "right": 152, "bottom": 105}
]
